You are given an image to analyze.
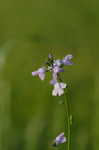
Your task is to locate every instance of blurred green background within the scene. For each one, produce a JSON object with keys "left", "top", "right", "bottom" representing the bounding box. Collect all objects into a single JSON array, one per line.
[{"left": 0, "top": 0, "right": 99, "bottom": 150}]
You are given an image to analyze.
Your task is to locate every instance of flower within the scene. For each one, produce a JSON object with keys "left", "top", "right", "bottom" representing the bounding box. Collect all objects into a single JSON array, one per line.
[
  {"left": 53, "top": 66, "right": 64, "bottom": 74},
  {"left": 32, "top": 67, "right": 46, "bottom": 80},
  {"left": 52, "top": 132, "right": 66, "bottom": 147},
  {"left": 52, "top": 82, "right": 66, "bottom": 96},
  {"left": 62, "top": 54, "right": 73, "bottom": 65},
  {"left": 51, "top": 65, "right": 64, "bottom": 82},
  {"left": 32, "top": 53, "right": 73, "bottom": 96},
  {"left": 54, "top": 59, "right": 63, "bottom": 67}
]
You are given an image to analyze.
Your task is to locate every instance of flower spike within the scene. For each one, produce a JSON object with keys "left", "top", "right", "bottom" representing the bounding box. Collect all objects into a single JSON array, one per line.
[{"left": 32, "top": 53, "right": 73, "bottom": 96}]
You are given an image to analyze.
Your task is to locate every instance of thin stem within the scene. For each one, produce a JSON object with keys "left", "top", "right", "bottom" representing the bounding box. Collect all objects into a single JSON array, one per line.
[
  {"left": 58, "top": 76, "right": 72, "bottom": 150},
  {"left": 64, "top": 88, "right": 71, "bottom": 150},
  {"left": 63, "top": 100, "right": 68, "bottom": 150}
]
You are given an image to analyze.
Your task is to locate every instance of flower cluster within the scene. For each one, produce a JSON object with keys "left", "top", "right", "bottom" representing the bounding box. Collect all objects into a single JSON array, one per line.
[
  {"left": 52, "top": 132, "right": 66, "bottom": 147},
  {"left": 32, "top": 54, "right": 73, "bottom": 96}
]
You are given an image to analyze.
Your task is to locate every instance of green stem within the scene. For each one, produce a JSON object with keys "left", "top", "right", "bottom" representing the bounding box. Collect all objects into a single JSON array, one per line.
[{"left": 64, "top": 89, "right": 71, "bottom": 150}]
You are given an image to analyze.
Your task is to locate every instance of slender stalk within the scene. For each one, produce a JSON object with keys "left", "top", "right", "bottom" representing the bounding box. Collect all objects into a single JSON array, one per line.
[
  {"left": 58, "top": 76, "right": 72, "bottom": 150},
  {"left": 64, "top": 88, "right": 71, "bottom": 150}
]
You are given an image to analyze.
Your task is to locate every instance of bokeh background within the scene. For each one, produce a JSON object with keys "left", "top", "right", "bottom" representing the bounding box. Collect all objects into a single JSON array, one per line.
[{"left": 0, "top": 0, "right": 99, "bottom": 150}]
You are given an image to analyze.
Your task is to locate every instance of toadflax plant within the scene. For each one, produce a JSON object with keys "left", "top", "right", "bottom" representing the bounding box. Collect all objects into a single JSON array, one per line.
[{"left": 32, "top": 53, "right": 73, "bottom": 150}]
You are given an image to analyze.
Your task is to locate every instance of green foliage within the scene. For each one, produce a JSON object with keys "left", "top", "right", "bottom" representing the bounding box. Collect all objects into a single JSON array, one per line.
[{"left": 0, "top": 0, "right": 98, "bottom": 150}]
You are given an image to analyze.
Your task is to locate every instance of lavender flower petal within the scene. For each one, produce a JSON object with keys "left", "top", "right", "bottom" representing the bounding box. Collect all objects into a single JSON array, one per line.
[
  {"left": 32, "top": 67, "right": 46, "bottom": 80},
  {"left": 53, "top": 66, "right": 64, "bottom": 74},
  {"left": 62, "top": 54, "right": 73, "bottom": 65},
  {"left": 60, "top": 83, "right": 67, "bottom": 88},
  {"left": 32, "top": 71, "right": 38, "bottom": 76},
  {"left": 37, "top": 67, "right": 46, "bottom": 80},
  {"left": 52, "top": 82, "right": 67, "bottom": 96},
  {"left": 52, "top": 132, "right": 66, "bottom": 146},
  {"left": 54, "top": 59, "right": 63, "bottom": 67}
]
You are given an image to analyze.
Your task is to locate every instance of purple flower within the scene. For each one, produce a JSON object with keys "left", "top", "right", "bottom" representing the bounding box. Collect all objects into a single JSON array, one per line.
[
  {"left": 62, "top": 54, "right": 73, "bottom": 65},
  {"left": 52, "top": 66, "right": 64, "bottom": 81},
  {"left": 53, "top": 66, "right": 64, "bottom": 74},
  {"left": 32, "top": 67, "right": 46, "bottom": 80},
  {"left": 32, "top": 53, "right": 73, "bottom": 96},
  {"left": 52, "top": 132, "right": 66, "bottom": 146},
  {"left": 54, "top": 59, "right": 63, "bottom": 67},
  {"left": 52, "top": 82, "right": 67, "bottom": 96}
]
